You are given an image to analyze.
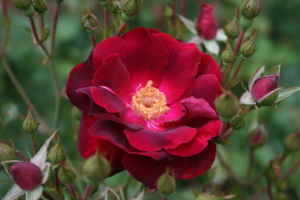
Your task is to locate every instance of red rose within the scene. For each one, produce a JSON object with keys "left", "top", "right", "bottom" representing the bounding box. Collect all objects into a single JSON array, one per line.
[
  {"left": 196, "top": 4, "right": 218, "bottom": 40},
  {"left": 66, "top": 28, "right": 222, "bottom": 188}
]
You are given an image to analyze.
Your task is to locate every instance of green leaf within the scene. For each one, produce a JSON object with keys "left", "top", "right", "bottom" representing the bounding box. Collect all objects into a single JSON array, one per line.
[
  {"left": 263, "top": 57, "right": 285, "bottom": 76},
  {"left": 275, "top": 86, "right": 300, "bottom": 103},
  {"left": 25, "top": 185, "right": 43, "bottom": 200},
  {"left": 129, "top": 189, "right": 145, "bottom": 200},
  {"left": 0, "top": 180, "right": 14, "bottom": 185},
  {"left": 119, "top": 185, "right": 125, "bottom": 200},
  {"left": 2, "top": 184, "right": 25, "bottom": 200},
  {"left": 258, "top": 88, "right": 281, "bottom": 106},
  {"left": 105, "top": 188, "right": 120, "bottom": 200},
  {"left": 214, "top": 138, "right": 235, "bottom": 146}
]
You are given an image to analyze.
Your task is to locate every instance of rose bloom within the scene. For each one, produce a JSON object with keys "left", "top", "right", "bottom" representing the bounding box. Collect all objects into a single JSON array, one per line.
[
  {"left": 196, "top": 4, "right": 218, "bottom": 40},
  {"left": 66, "top": 28, "right": 222, "bottom": 188}
]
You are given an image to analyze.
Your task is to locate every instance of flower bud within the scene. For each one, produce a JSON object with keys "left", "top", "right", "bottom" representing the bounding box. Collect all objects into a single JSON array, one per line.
[
  {"left": 83, "top": 153, "right": 111, "bottom": 185},
  {"left": 33, "top": 0, "right": 48, "bottom": 14},
  {"left": 12, "top": 0, "right": 32, "bottom": 10},
  {"left": 58, "top": 165, "right": 76, "bottom": 184},
  {"left": 164, "top": 5, "right": 172, "bottom": 18},
  {"left": 240, "top": 16, "right": 253, "bottom": 31},
  {"left": 121, "top": 12, "right": 135, "bottom": 22},
  {"left": 11, "top": 161, "right": 43, "bottom": 190},
  {"left": 265, "top": 160, "right": 281, "bottom": 183},
  {"left": 283, "top": 132, "right": 300, "bottom": 154},
  {"left": 222, "top": 44, "right": 235, "bottom": 64},
  {"left": 199, "top": 168, "right": 215, "bottom": 184},
  {"left": 22, "top": 6, "right": 35, "bottom": 18},
  {"left": 240, "top": 30, "right": 258, "bottom": 58},
  {"left": 247, "top": 125, "right": 268, "bottom": 148},
  {"left": 156, "top": 169, "right": 176, "bottom": 198},
  {"left": 251, "top": 75, "right": 280, "bottom": 104},
  {"left": 195, "top": 4, "right": 218, "bottom": 40},
  {"left": 82, "top": 9, "right": 98, "bottom": 33},
  {"left": 110, "top": 1, "right": 122, "bottom": 14},
  {"left": 240, "top": 0, "right": 263, "bottom": 19},
  {"left": 121, "top": 0, "right": 143, "bottom": 16},
  {"left": 99, "top": 0, "right": 109, "bottom": 7},
  {"left": 215, "top": 92, "right": 240, "bottom": 123},
  {"left": 48, "top": 137, "right": 66, "bottom": 164},
  {"left": 231, "top": 114, "right": 245, "bottom": 130},
  {"left": 23, "top": 105, "right": 40, "bottom": 135},
  {"left": 0, "top": 141, "right": 15, "bottom": 170},
  {"left": 224, "top": 9, "right": 241, "bottom": 39},
  {"left": 41, "top": 27, "right": 50, "bottom": 42}
]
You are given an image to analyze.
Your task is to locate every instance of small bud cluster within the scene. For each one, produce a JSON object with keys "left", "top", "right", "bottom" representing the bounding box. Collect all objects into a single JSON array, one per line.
[{"left": 82, "top": 9, "right": 98, "bottom": 33}]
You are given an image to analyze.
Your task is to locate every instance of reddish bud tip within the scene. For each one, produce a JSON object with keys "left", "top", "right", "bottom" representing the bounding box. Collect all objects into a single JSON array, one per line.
[
  {"left": 251, "top": 75, "right": 279, "bottom": 101},
  {"left": 196, "top": 4, "right": 218, "bottom": 40},
  {"left": 11, "top": 161, "right": 43, "bottom": 190}
]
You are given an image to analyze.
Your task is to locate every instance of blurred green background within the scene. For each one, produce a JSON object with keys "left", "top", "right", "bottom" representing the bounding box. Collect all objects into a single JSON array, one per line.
[{"left": 1, "top": 0, "right": 300, "bottom": 199}]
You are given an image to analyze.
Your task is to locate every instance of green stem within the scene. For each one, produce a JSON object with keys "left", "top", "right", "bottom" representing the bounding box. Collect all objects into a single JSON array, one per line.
[
  {"left": 180, "top": 0, "right": 186, "bottom": 16},
  {"left": 30, "top": 135, "right": 38, "bottom": 155},
  {"left": 246, "top": 149, "right": 254, "bottom": 181},
  {"left": 279, "top": 159, "right": 300, "bottom": 180},
  {"left": 267, "top": 184, "right": 273, "bottom": 200},
  {"left": 1, "top": 0, "right": 9, "bottom": 54},
  {"left": 0, "top": 56, "right": 52, "bottom": 134},
  {"left": 68, "top": 184, "right": 78, "bottom": 198},
  {"left": 103, "top": 7, "right": 109, "bottom": 38},
  {"left": 227, "top": 59, "right": 245, "bottom": 88},
  {"left": 14, "top": 150, "right": 30, "bottom": 161},
  {"left": 55, "top": 169, "right": 61, "bottom": 194},
  {"left": 116, "top": 22, "right": 128, "bottom": 36},
  {"left": 82, "top": 185, "right": 94, "bottom": 200},
  {"left": 90, "top": 33, "right": 97, "bottom": 48}
]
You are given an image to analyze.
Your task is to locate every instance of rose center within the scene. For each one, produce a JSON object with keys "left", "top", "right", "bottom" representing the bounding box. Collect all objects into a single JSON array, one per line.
[{"left": 132, "top": 80, "right": 170, "bottom": 120}]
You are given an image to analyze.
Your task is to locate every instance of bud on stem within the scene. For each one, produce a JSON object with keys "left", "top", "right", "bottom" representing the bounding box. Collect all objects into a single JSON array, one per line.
[{"left": 23, "top": 105, "right": 40, "bottom": 135}]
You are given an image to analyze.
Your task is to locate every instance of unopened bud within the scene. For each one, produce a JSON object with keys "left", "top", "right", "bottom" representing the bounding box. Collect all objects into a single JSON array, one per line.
[
  {"left": 215, "top": 92, "right": 240, "bottom": 123},
  {"left": 12, "top": 0, "right": 32, "bottom": 10},
  {"left": 121, "top": 0, "right": 143, "bottom": 16},
  {"left": 156, "top": 169, "right": 176, "bottom": 198},
  {"left": 121, "top": 12, "right": 135, "bottom": 22},
  {"left": 248, "top": 125, "right": 268, "bottom": 148},
  {"left": 83, "top": 153, "right": 111, "bottom": 185},
  {"left": 58, "top": 165, "right": 76, "bottom": 184},
  {"left": 164, "top": 5, "right": 172, "bottom": 18},
  {"left": 240, "top": 30, "right": 258, "bottom": 58},
  {"left": 0, "top": 141, "right": 14, "bottom": 170},
  {"left": 48, "top": 137, "right": 66, "bottom": 164},
  {"left": 196, "top": 4, "right": 218, "bottom": 40},
  {"left": 82, "top": 9, "right": 98, "bottom": 33},
  {"left": 283, "top": 132, "right": 300, "bottom": 154},
  {"left": 33, "top": 0, "right": 48, "bottom": 14},
  {"left": 231, "top": 114, "right": 245, "bottom": 130},
  {"left": 11, "top": 161, "right": 43, "bottom": 190},
  {"left": 265, "top": 160, "right": 281, "bottom": 183},
  {"left": 199, "top": 168, "right": 215, "bottom": 184},
  {"left": 224, "top": 9, "right": 241, "bottom": 39},
  {"left": 23, "top": 105, "right": 40, "bottom": 135},
  {"left": 222, "top": 44, "right": 235, "bottom": 64},
  {"left": 240, "top": 0, "right": 263, "bottom": 19},
  {"left": 41, "top": 27, "right": 50, "bottom": 42}
]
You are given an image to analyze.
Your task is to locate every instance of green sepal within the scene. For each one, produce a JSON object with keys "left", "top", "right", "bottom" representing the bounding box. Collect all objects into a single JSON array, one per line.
[
  {"left": 275, "top": 86, "right": 300, "bottom": 103},
  {"left": 257, "top": 88, "right": 281, "bottom": 106},
  {"left": 231, "top": 115, "right": 246, "bottom": 130}
]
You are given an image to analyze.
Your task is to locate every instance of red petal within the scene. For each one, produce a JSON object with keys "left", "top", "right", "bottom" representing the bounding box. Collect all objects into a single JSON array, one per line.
[
  {"left": 166, "top": 120, "right": 221, "bottom": 157},
  {"left": 122, "top": 142, "right": 216, "bottom": 189},
  {"left": 154, "top": 33, "right": 200, "bottom": 103},
  {"left": 90, "top": 86, "right": 126, "bottom": 117},
  {"left": 196, "top": 4, "right": 218, "bottom": 40},
  {"left": 196, "top": 54, "right": 222, "bottom": 83},
  {"left": 251, "top": 75, "right": 279, "bottom": 101},
  {"left": 183, "top": 74, "right": 222, "bottom": 108},
  {"left": 78, "top": 113, "right": 124, "bottom": 175},
  {"left": 93, "top": 54, "right": 134, "bottom": 104},
  {"left": 124, "top": 126, "right": 197, "bottom": 151},
  {"left": 66, "top": 51, "right": 94, "bottom": 113}
]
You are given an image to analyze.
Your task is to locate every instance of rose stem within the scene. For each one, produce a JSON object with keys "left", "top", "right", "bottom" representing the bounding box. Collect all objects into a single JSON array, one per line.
[
  {"left": 226, "top": 59, "right": 245, "bottom": 89},
  {"left": 90, "top": 33, "right": 97, "bottom": 48},
  {"left": 42, "top": 191, "right": 59, "bottom": 200},
  {"left": 279, "top": 159, "right": 300, "bottom": 181},
  {"left": 223, "top": 30, "right": 246, "bottom": 85},
  {"left": 14, "top": 150, "right": 30, "bottom": 161},
  {"left": 103, "top": 7, "right": 109, "bottom": 38},
  {"left": 267, "top": 184, "right": 273, "bottom": 200},
  {"left": 0, "top": 0, "right": 9, "bottom": 53},
  {"left": 68, "top": 184, "right": 78, "bottom": 198},
  {"left": 180, "top": 0, "right": 186, "bottom": 16},
  {"left": 116, "top": 22, "right": 128, "bottom": 36},
  {"left": 0, "top": 56, "right": 52, "bottom": 134},
  {"left": 55, "top": 169, "right": 61, "bottom": 194},
  {"left": 171, "top": 2, "right": 176, "bottom": 27},
  {"left": 216, "top": 149, "right": 244, "bottom": 186},
  {"left": 30, "top": 135, "right": 38, "bottom": 155},
  {"left": 246, "top": 149, "right": 255, "bottom": 181},
  {"left": 50, "top": 3, "right": 62, "bottom": 131},
  {"left": 82, "top": 185, "right": 94, "bottom": 200},
  {"left": 39, "top": 14, "right": 45, "bottom": 32},
  {"left": 278, "top": 154, "right": 287, "bottom": 165},
  {"left": 29, "top": 17, "right": 50, "bottom": 57}
]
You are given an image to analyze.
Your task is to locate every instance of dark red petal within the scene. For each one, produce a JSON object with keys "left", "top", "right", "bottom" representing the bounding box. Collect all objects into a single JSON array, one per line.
[
  {"left": 90, "top": 86, "right": 126, "bottom": 117},
  {"left": 122, "top": 142, "right": 216, "bottom": 189},
  {"left": 93, "top": 28, "right": 170, "bottom": 89},
  {"left": 128, "top": 150, "right": 173, "bottom": 161},
  {"left": 11, "top": 161, "right": 43, "bottom": 190},
  {"left": 154, "top": 33, "right": 200, "bottom": 103},
  {"left": 183, "top": 74, "right": 222, "bottom": 108},
  {"left": 196, "top": 54, "right": 222, "bottom": 83},
  {"left": 66, "top": 51, "right": 94, "bottom": 113},
  {"left": 124, "top": 126, "right": 197, "bottom": 151},
  {"left": 76, "top": 87, "right": 108, "bottom": 115},
  {"left": 92, "top": 54, "right": 134, "bottom": 104},
  {"left": 251, "top": 75, "right": 279, "bottom": 101},
  {"left": 196, "top": 4, "right": 218, "bottom": 40},
  {"left": 166, "top": 120, "right": 221, "bottom": 157},
  {"left": 78, "top": 113, "right": 124, "bottom": 175}
]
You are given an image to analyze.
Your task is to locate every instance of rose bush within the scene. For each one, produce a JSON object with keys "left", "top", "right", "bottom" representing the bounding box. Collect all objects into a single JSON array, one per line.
[{"left": 66, "top": 28, "right": 223, "bottom": 188}]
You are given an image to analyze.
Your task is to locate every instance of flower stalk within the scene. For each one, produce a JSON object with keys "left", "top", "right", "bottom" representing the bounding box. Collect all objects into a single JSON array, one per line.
[{"left": 116, "top": 22, "right": 128, "bottom": 36}]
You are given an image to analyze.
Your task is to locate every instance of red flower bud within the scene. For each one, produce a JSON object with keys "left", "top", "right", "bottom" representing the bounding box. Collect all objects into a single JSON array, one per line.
[
  {"left": 11, "top": 161, "right": 43, "bottom": 190},
  {"left": 196, "top": 4, "right": 218, "bottom": 40},
  {"left": 251, "top": 75, "right": 279, "bottom": 102}
]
